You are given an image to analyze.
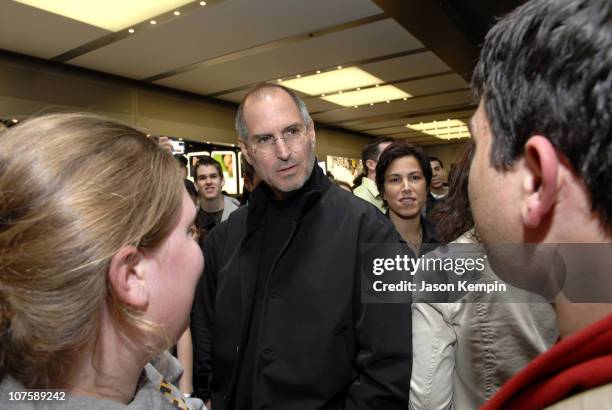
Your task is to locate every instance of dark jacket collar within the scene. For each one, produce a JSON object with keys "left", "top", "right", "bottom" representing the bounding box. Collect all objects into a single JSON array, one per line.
[{"left": 246, "top": 160, "right": 331, "bottom": 234}]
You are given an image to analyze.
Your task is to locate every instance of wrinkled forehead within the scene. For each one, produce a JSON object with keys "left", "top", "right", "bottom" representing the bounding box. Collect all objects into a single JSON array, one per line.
[{"left": 243, "top": 89, "right": 303, "bottom": 130}]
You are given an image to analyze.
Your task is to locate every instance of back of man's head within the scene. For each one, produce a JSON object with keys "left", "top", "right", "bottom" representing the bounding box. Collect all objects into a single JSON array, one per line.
[
  {"left": 472, "top": 0, "right": 612, "bottom": 232},
  {"left": 361, "top": 136, "right": 395, "bottom": 178}
]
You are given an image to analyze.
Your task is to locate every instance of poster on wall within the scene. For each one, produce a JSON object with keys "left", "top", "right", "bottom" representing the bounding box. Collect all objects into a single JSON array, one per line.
[
  {"left": 326, "top": 155, "right": 362, "bottom": 186},
  {"left": 211, "top": 150, "right": 238, "bottom": 195},
  {"left": 186, "top": 151, "right": 211, "bottom": 182}
]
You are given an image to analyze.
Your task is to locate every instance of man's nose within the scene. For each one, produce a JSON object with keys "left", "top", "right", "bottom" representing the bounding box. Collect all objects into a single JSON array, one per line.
[{"left": 274, "top": 137, "right": 291, "bottom": 160}]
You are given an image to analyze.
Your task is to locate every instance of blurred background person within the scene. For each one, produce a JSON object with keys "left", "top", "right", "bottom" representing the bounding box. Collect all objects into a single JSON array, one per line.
[
  {"left": 0, "top": 113, "right": 204, "bottom": 409},
  {"left": 240, "top": 155, "right": 261, "bottom": 205},
  {"left": 353, "top": 136, "right": 394, "bottom": 213},
  {"left": 193, "top": 156, "right": 239, "bottom": 246}
]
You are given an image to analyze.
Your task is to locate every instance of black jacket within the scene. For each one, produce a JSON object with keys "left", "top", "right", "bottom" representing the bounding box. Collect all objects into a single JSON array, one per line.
[{"left": 191, "top": 164, "right": 412, "bottom": 409}]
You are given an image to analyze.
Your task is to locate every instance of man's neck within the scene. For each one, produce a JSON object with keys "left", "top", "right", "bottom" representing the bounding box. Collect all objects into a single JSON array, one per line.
[
  {"left": 366, "top": 173, "right": 376, "bottom": 182},
  {"left": 430, "top": 185, "right": 447, "bottom": 196},
  {"left": 554, "top": 303, "right": 612, "bottom": 339},
  {"left": 200, "top": 196, "right": 224, "bottom": 213}
]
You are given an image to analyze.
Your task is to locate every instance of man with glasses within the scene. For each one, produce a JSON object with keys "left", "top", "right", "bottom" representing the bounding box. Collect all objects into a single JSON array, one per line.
[{"left": 191, "top": 84, "right": 411, "bottom": 409}]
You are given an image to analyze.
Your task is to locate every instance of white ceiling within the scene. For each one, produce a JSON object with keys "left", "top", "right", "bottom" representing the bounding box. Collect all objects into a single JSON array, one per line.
[{"left": 0, "top": 0, "right": 478, "bottom": 145}]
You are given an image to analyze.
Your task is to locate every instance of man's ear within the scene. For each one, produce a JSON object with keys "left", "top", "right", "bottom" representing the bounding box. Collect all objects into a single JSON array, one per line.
[
  {"left": 307, "top": 120, "right": 316, "bottom": 149},
  {"left": 365, "top": 158, "right": 377, "bottom": 174},
  {"left": 108, "top": 246, "right": 148, "bottom": 309},
  {"left": 521, "top": 135, "right": 559, "bottom": 228},
  {"left": 238, "top": 139, "right": 252, "bottom": 166}
]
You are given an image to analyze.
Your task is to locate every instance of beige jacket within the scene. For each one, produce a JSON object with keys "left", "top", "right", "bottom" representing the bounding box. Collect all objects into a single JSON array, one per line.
[{"left": 410, "top": 231, "right": 559, "bottom": 410}]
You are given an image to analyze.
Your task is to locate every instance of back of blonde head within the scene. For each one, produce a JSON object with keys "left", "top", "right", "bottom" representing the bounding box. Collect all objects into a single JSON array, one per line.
[{"left": 0, "top": 113, "right": 183, "bottom": 389}]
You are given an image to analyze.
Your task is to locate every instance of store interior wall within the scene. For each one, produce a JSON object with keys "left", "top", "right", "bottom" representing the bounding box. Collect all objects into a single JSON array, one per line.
[{"left": 0, "top": 51, "right": 465, "bottom": 168}]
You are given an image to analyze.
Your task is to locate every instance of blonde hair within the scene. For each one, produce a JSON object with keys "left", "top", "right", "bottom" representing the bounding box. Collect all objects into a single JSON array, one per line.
[{"left": 0, "top": 113, "right": 183, "bottom": 389}]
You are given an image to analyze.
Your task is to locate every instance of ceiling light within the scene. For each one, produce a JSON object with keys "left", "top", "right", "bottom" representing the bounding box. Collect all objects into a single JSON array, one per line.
[
  {"left": 386, "top": 100, "right": 390, "bottom": 103},
  {"left": 337, "top": 66, "right": 342, "bottom": 69},
  {"left": 150, "top": 20, "right": 157, "bottom": 24},
  {"left": 200, "top": 1, "right": 207, "bottom": 5},
  {"left": 13, "top": 0, "right": 193, "bottom": 31},
  {"left": 321, "top": 85, "right": 411, "bottom": 107},
  {"left": 405, "top": 119, "right": 471, "bottom": 140},
  {"left": 321, "top": 94, "right": 326, "bottom": 97},
  {"left": 173, "top": 11, "right": 180, "bottom": 15},
  {"left": 369, "top": 103, "right": 374, "bottom": 106},
  {"left": 281, "top": 67, "right": 382, "bottom": 96},
  {"left": 11, "top": 118, "right": 18, "bottom": 123},
  {"left": 316, "top": 70, "right": 321, "bottom": 74},
  {"left": 356, "top": 87, "right": 361, "bottom": 91},
  {"left": 277, "top": 79, "right": 282, "bottom": 82},
  {"left": 296, "top": 74, "right": 301, "bottom": 78},
  {"left": 375, "top": 84, "right": 380, "bottom": 87},
  {"left": 403, "top": 97, "right": 407, "bottom": 100},
  {"left": 338, "top": 91, "right": 343, "bottom": 94},
  {"left": 128, "top": 28, "right": 135, "bottom": 33},
  {"left": 354, "top": 105, "right": 358, "bottom": 108}
]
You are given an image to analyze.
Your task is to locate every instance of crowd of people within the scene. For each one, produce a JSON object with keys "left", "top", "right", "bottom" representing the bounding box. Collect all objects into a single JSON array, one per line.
[{"left": 1, "top": 0, "right": 611, "bottom": 409}]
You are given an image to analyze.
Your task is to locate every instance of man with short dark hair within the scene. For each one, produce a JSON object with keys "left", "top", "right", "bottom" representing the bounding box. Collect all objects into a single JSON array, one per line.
[
  {"left": 424, "top": 156, "right": 448, "bottom": 216},
  {"left": 354, "top": 136, "right": 394, "bottom": 212},
  {"left": 466, "top": 0, "right": 612, "bottom": 408},
  {"left": 191, "top": 83, "right": 411, "bottom": 409},
  {"left": 194, "top": 156, "right": 239, "bottom": 245}
]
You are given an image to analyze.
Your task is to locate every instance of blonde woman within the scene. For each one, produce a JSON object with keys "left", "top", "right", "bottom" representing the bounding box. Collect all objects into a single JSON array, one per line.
[{"left": 0, "top": 114, "right": 204, "bottom": 409}]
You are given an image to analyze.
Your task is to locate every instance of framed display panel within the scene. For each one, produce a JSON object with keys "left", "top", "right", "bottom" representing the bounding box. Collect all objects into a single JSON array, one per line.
[
  {"left": 237, "top": 151, "right": 244, "bottom": 195},
  {"left": 212, "top": 150, "right": 238, "bottom": 195},
  {"left": 326, "top": 155, "right": 362, "bottom": 185}
]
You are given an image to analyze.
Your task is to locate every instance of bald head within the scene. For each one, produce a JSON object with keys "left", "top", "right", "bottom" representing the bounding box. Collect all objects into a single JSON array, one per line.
[{"left": 235, "top": 84, "right": 312, "bottom": 141}]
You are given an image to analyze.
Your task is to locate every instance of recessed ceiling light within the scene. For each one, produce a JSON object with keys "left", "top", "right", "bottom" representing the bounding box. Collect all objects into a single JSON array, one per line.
[
  {"left": 146, "top": 133, "right": 151, "bottom": 137},
  {"left": 386, "top": 100, "right": 390, "bottom": 103},
  {"left": 150, "top": 20, "right": 157, "bottom": 24},
  {"left": 296, "top": 74, "right": 301, "bottom": 78},
  {"left": 13, "top": 0, "right": 193, "bottom": 31},
  {"left": 337, "top": 66, "right": 342, "bottom": 69},
  {"left": 405, "top": 119, "right": 471, "bottom": 140},
  {"left": 173, "top": 10, "right": 180, "bottom": 15},
  {"left": 281, "top": 67, "right": 382, "bottom": 96},
  {"left": 321, "top": 85, "right": 411, "bottom": 107},
  {"left": 354, "top": 105, "right": 358, "bottom": 108},
  {"left": 11, "top": 118, "right": 18, "bottom": 123},
  {"left": 316, "top": 70, "right": 321, "bottom": 74},
  {"left": 178, "top": 138, "right": 183, "bottom": 140},
  {"left": 321, "top": 94, "right": 326, "bottom": 97},
  {"left": 376, "top": 84, "right": 380, "bottom": 87},
  {"left": 369, "top": 103, "right": 374, "bottom": 106},
  {"left": 277, "top": 79, "right": 282, "bottom": 82},
  {"left": 200, "top": 1, "right": 207, "bottom": 5},
  {"left": 128, "top": 28, "right": 135, "bottom": 33}
]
